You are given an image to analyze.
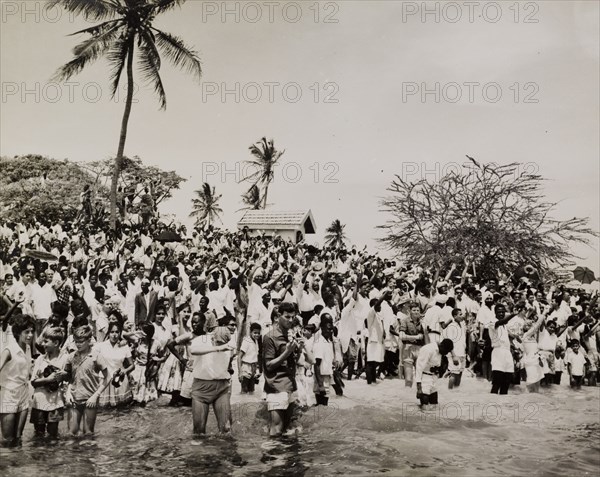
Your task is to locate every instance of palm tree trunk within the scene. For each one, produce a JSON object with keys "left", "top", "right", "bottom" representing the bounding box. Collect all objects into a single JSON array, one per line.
[
  {"left": 110, "top": 35, "right": 135, "bottom": 231},
  {"left": 262, "top": 185, "right": 269, "bottom": 209}
]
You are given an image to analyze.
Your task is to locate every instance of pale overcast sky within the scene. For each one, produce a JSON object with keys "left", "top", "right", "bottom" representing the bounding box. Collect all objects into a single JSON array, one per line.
[{"left": 1, "top": 0, "right": 598, "bottom": 270}]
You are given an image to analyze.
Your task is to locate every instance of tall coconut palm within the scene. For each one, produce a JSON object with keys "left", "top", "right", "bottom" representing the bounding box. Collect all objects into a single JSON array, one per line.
[
  {"left": 190, "top": 182, "right": 223, "bottom": 228},
  {"left": 325, "top": 219, "right": 348, "bottom": 249},
  {"left": 237, "top": 184, "right": 262, "bottom": 212},
  {"left": 239, "top": 137, "right": 284, "bottom": 209},
  {"left": 50, "top": 0, "right": 202, "bottom": 230}
]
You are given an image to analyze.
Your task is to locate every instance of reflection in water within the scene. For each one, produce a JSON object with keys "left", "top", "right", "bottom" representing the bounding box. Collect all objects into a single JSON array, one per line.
[
  {"left": 258, "top": 437, "right": 307, "bottom": 477},
  {"left": 0, "top": 378, "right": 599, "bottom": 476}
]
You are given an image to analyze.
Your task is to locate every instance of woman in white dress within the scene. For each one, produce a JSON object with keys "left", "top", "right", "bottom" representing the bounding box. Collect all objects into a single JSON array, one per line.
[{"left": 96, "top": 322, "right": 134, "bottom": 407}]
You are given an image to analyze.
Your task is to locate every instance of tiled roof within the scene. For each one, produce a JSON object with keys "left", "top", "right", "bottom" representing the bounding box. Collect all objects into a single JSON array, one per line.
[{"left": 238, "top": 210, "right": 316, "bottom": 232}]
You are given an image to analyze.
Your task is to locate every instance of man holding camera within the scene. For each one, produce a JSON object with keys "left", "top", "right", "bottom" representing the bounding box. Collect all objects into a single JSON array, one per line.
[{"left": 262, "top": 302, "right": 304, "bottom": 437}]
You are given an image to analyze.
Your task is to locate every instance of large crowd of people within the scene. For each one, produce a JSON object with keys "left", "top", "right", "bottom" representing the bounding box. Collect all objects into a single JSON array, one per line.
[{"left": 0, "top": 213, "right": 598, "bottom": 446}]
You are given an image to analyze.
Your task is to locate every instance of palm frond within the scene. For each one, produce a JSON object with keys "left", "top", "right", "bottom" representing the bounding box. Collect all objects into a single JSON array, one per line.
[
  {"left": 67, "top": 19, "right": 123, "bottom": 37},
  {"left": 138, "top": 30, "right": 166, "bottom": 109},
  {"left": 47, "top": 0, "right": 118, "bottom": 21},
  {"left": 107, "top": 32, "right": 131, "bottom": 98},
  {"left": 52, "top": 24, "right": 122, "bottom": 81},
  {"left": 152, "top": 29, "right": 202, "bottom": 81},
  {"left": 152, "top": 0, "right": 187, "bottom": 14}
]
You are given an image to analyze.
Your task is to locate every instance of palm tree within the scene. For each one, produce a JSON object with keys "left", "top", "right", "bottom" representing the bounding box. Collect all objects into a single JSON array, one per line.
[
  {"left": 325, "top": 219, "right": 348, "bottom": 249},
  {"left": 190, "top": 182, "right": 223, "bottom": 228},
  {"left": 237, "top": 184, "right": 262, "bottom": 212},
  {"left": 239, "top": 137, "right": 284, "bottom": 209},
  {"left": 50, "top": 0, "right": 202, "bottom": 229}
]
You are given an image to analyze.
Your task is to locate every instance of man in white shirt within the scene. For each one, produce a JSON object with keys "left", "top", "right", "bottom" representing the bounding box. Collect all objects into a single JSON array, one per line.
[
  {"left": 31, "top": 270, "right": 55, "bottom": 334},
  {"left": 423, "top": 295, "right": 446, "bottom": 344},
  {"left": 189, "top": 328, "right": 234, "bottom": 434},
  {"left": 415, "top": 339, "right": 454, "bottom": 409}
]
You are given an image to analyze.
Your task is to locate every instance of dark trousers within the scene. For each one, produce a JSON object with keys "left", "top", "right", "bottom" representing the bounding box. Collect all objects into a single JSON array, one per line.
[
  {"left": 419, "top": 392, "right": 438, "bottom": 406},
  {"left": 241, "top": 377, "right": 256, "bottom": 393},
  {"left": 366, "top": 362, "right": 378, "bottom": 384},
  {"left": 384, "top": 350, "right": 399, "bottom": 376},
  {"left": 315, "top": 392, "right": 329, "bottom": 406},
  {"left": 491, "top": 371, "right": 512, "bottom": 394},
  {"left": 553, "top": 372, "right": 562, "bottom": 385}
]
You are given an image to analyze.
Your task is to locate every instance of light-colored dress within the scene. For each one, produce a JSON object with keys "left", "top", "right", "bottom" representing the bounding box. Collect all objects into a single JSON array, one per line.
[
  {"left": 95, "top": 340, "right": 133, "bottom": 407},
  {"left": 0, "top": 341, "right": 31, "bottom": 413},
  {"left": 130, "top": 340, "right": 161, "bottom": 403},
  {"left": 157, "top": 329, "right": 183, "bottom": 394},
  {"left": 522, "top": 336, "right": 544, "bottom": 385}
]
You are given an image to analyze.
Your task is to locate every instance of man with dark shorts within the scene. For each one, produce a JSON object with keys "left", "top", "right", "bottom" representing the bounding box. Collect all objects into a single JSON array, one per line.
[
  {"left": 189, "top": 327, "right": 234, "bottom": 434},
  {"left": 262, "top": 302, "right": 304, "bottom": 437}
]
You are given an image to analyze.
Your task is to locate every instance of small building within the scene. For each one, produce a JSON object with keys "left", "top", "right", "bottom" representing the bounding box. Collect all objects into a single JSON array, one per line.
[{"left": 237, "top": 209, "right": 316, "bottom": 243}]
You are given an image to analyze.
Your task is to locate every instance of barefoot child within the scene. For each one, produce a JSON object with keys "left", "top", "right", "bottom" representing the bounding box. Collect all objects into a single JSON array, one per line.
[
  {"left": 65, "top": 325, "right": 110, "bottom": 435},
  {"left": 30, "top": 327, "right": 70, "bottom": 438},
  {"left": 239, "top": 323, "right": 261, "bottom": 394}
]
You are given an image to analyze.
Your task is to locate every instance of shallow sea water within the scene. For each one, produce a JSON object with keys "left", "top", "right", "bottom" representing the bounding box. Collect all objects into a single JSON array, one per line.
[{"left": 1, "top": 375, "right": 599, "bottom": 477}]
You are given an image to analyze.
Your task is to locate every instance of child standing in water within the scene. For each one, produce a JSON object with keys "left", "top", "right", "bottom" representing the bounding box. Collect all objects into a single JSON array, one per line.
[
  {"left": 30, "top": 327, "right": 70, "bottom": 438},
  {"left": 239, "top": 323, "right": 261, "bottom": 394},
  {"left": 566, "top": 339, "right": 588, "bottom": 389},
  {"left": 65, "top": 325, "right": 110, "bottom": 435}
]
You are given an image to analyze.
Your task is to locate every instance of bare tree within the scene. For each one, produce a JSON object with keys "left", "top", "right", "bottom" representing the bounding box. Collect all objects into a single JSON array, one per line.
[{"left": 378, "top": 157, "right": 598, "bottom": 280}]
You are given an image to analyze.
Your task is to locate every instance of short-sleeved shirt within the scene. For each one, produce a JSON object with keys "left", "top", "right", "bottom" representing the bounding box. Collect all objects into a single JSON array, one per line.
[
  {"left": 240, "top": 336, "right": 259, "bottom": 364},
  {"left": 262, "top": 327, "right": 297, "bottom": 394},
  {"left": 399, "top": 317, "right": 424, "bottom": 346},
  {"left": 31, "top": 352, "right": 69, "bottom": 411},
  {"left": 66, "top": 349, "right": 108, "bottom": 402},
  {"left": 94, "top": 340, "right": 132, "bottom": 375},
  {"left": 189, "top": 334, "right": 231, "bottom": 380},
  {"left": 567, "top": 351, "right": 587, "bottom": 376},
  {"left": 313, "top": 334, "right": 334, "bottom": 376}
]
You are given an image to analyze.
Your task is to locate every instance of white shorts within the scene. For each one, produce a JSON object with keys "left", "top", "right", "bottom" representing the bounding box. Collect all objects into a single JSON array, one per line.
[
  {"left": 420, "top": 373, "right": 437, "bottom": 395},
  {"left": 0, "top": 384, "right": 30, "bottom": 414},
  {"left": 266, "top": 391, "right": 297, "bottom": 411}
]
